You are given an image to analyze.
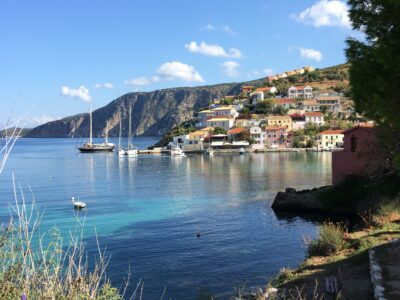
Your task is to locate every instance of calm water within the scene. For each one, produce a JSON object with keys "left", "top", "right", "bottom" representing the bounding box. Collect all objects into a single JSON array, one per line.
[{"left": 0, "top": 137, "right": 332, "bottom": 299}]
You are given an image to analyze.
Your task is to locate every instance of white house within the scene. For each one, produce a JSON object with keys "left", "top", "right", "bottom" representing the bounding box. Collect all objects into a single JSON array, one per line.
[
  {"left": 274, "top": 98, "right": 297, "bottom": 109},
  {"left": 302, "top": 100, "right": 320, "bottom": 112},
  {"left": 288, "top": 85, "right": 313, "bottom": 99},
  {"left": 249, "top": 126, "right": 266, "bottom": 149},
  {"left": 304, "top": 112, "right": 324, "bottom": 126},
  {"left": 170, "top": 128, "right": 213, "bottom": 151},
  {"left": 211, "top": 106, "right": 239, "bottom": 118},
  {"left": 317, "top": 130, "right": 344, "bottom": 149},
  {"left": 316, "top": 96, "right": 341, "bottom": 112},
  {"left": 206, "top": 117, "right": 235, "bottom": 131}
]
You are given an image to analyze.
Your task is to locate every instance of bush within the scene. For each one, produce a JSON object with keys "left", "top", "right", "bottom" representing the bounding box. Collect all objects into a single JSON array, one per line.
[
  {"left": 272, "top": 267, "right": 295, "bottom": 286},
  {"left": 307, "top": 222, "right": 347, "bottom": 257}
]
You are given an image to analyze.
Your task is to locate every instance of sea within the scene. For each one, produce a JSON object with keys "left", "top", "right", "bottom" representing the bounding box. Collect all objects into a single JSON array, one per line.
[{"left": 0, "top": 137, "right": 332, "bottom": 299}]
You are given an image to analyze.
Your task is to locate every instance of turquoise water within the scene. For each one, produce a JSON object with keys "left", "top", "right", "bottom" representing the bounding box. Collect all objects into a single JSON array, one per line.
[{"left": 0, "top": 137, "right": 332, "bottom": 299}]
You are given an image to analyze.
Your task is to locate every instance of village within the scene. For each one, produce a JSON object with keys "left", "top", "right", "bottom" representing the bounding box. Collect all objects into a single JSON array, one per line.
[{"left": 166, "top": 66, "right": 368, "bottom": 153}]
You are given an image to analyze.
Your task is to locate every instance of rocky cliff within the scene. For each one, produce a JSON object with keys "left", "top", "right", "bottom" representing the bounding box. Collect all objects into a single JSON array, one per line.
[{"left": 26, "top": 83, "right": 248, "bottom": 138}]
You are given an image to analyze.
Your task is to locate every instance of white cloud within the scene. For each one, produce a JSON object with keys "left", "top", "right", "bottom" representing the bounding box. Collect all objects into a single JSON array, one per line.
[
  {"left": 156, "top": 61, "right": 204, "bottom": 82},
  {"left": 94, "top": 82, "right": 114, "bottom": 89},
  {"left": 294, "top": 0, "right": 351, "bottom": 28},
  {"left": 185, "top": 41, "right": 242, "bottom": 58},
  {"left": 221, "top": 25, "right": 237, "bottom": 36},
  {"left": 124, "top": 76, "right": 152, "bottom": 86},
  {"left": 300, "top": 47, "right": 323, "bottom": 61},
  {"left": 201, "top": 23, "right": 215, "bottom": 31},
  {"left": 221, "top": 61, "right": 239, "bottom": 77},
  {"left": 61, "top": 86, "right": 91, "bottom": 102}
]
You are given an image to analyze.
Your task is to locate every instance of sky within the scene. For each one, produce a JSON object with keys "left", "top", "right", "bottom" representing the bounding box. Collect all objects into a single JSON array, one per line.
[{"left": 0, "top": 0, "right": 358, "bottom": 128}]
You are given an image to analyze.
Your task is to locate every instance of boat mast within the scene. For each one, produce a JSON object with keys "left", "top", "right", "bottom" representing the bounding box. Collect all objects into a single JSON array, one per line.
[
  {"left": 105, "top": 120, "right": 109, "bottom": 144},
  {"left": 118, "top": 114, "right": 122, "bottom": 150},
  {"left": 128, "top": 106, "right": 132, "bottom": 148},
  {"left": 89, "top": 104, "right": 93, "bottom": 145}
]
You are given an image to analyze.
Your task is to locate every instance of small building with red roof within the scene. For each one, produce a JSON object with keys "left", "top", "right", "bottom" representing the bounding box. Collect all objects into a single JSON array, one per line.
[
  {"left": 274, "top": 98, "right": 296, "bottom": 109},
  {"left": 305, "top": 111, "right": 324, "bottom": 126},
  {"left": 241, "top": 85, "right": 254, "bottom": 96},
  {"left": 265, "top": 126, "right": 289, "bottom": 148}
]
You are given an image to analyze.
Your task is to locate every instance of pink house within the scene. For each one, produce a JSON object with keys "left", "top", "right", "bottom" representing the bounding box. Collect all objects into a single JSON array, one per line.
[
  {"left": 332, "top": 124, "right": 383, "bottom": 185},
  {"left": 265, "top": 126, "right": 288, "bottom": 148}
]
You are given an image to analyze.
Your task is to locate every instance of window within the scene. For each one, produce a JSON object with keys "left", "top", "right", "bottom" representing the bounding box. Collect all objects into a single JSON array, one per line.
[{"left": 351, "top": 135, "right": 357, "bottom": 152}]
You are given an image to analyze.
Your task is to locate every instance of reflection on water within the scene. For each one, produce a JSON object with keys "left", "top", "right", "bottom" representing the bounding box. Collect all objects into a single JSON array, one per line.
[{"left": 0, "top": 138, "right": 332, "bottom": 299}]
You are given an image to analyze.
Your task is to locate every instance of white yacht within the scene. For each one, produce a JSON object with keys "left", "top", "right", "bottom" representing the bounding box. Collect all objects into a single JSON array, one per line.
[
  {"left": 72, "top": 197, "right": 86, "bottom": 209},
  {"left": 170, "top": 145, "right": 186, "bottom": 157}
]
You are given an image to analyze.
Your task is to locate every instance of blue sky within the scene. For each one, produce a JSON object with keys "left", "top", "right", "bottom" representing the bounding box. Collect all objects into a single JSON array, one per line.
[{"left": 0, "top": 0, "right": 356, "bottom": 128}]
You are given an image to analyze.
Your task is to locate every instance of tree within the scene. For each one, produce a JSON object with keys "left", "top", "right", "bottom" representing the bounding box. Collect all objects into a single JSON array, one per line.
[
  {"left": 213, "top": 127, "right": 227, "bottom": 135},
  {"left": 346, "top": 0, "right": 400, "bottom": 153}
]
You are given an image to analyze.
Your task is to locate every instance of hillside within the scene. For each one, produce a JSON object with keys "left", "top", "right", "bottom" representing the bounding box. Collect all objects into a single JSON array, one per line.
[
  {"left": 0, "top": 127, "right": 31, "bottom": 137},
  {"left": 25, "top": 63, "right": 350, "bottom": 138}
]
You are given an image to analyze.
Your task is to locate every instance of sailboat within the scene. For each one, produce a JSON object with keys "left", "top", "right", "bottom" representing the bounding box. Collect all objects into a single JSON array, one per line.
[
  {"left": 117, "top": 118, "right": 125, "bottom": 157},
  {"left": 126, "top": 106, "right": 138, "bottom": 157},
  {"left": 78, "top": 104, "right": 114, "bottom": 152}
]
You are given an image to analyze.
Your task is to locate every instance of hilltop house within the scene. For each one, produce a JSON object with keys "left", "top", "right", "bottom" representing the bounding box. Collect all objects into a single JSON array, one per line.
[
  {"left": 206, "top": 117, "right": 234, "bottom": 131},
  {"left": 317, "top": 130, "right": 344, "bottom": 149},
  {"left": 332, "top": 124, "right": 382, "bottom": 185},
  {"left": 266, "top": 75, "right": 279, "bottom": 83},
  {"left": 212, "top": 106, "right": 238, "bottom": 118},
  {"left": 241, "top": 85, "right": 254, "bottom": 96},
  {"left": 288, "top": 85, "right": 313, "bottom": 99},
  {"left": 274, "top": 98, "right": 296, "bottom": 109},
  {"left": 304, "top": 66, "right": 315, "bottom": 72},
  {"left": 265, "top": 126, "right": 288, "bottom": 148},
  {"left": 266, "top": 115, "right": 292, "bottom": 130},
  {"left": 195, "top": 109, "right": 214, "bottom": 128},
  {"left": 304, "top": 112, "right": 324, "bottom": 126},
  {"left": 316, "top": 96, "right": 341, "bottom": 112},
  {"left": 302, "top": 100, "right": 320, "bottom": 112}
]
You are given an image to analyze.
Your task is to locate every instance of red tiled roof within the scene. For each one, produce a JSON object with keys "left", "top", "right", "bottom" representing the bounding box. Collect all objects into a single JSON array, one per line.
[
  {"left": 255, "top": 87, "right": 274, "bottom": 92},
  {"left": 275, "top": 98, "right": 296, "bottom": 104},
  {"left": 227, "top": 128, "right": 247, "bottom": 135},
  {"left": 319, "top": 129, "right": 344, "bottom": 135},
  {"left": 305, "top": 112, "right": 323, "bottom": 117}
]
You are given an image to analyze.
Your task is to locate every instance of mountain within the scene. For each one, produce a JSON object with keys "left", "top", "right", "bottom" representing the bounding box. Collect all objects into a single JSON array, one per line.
[
  {"left": 0, "top": 127, "right": 31, "bottom": 137},
  {"left": 25, "top": 63, "right": 350, "bottom": 138},
  {"left": 25, "top": 83, "right": 245, "bottom": 138}
]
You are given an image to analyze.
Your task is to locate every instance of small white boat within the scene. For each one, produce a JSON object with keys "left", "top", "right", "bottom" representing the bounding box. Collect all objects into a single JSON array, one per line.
[
  {"left": 239, "top": 147, "right": 245, "bottom": 155},
  {"left": 118, "top": 148, "right": 126, "bottom": 157},
  {"left": 205, "top": 147, "right": 214, "bottom": 156},
  {"left": 170, "top": 145, "right": 186, "bottom": 157},
  {"left": 126, "top": 146, "right": 138, "bottom": 157},
  {"left": 72, "top": 197, "right": 86, "bottom": 209},
  {"left": 126, "top": 106, "right": 138, "bottom": 157}
]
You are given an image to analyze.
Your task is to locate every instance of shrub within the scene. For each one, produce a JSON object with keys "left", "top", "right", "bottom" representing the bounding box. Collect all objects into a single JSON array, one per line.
[
  {"left": 307, "top": 222, "right": 347, "bottom": 257},
  {"left": 272, "top": 267, "right": 295, "bottom": 286}
]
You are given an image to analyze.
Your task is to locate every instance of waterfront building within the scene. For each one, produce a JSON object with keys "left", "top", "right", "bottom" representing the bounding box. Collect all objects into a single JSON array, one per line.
[
  {"left": 227, "top": 127, "right": 247, "bottom": 141},
  {"left": 249, "top": 126, "right": 266, "bottom": 149},
  {"left": 265, "top": 126, "right": 288, "bottom": 148},
  {"left": 316, "top": 129, "right": 344, "bottom": 149}
]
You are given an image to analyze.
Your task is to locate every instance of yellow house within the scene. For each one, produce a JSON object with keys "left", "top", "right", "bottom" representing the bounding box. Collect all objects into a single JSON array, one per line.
[
  {"left": 317, "top": 130, "right": 344, "bottom": 149},
  {"left": 266, "top": 115, "right": 292, "bottom": 129}
]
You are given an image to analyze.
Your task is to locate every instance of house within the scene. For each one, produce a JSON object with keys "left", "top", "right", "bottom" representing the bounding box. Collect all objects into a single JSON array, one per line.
[
  {"left": 227, "top": 127, "right": 247, "bottom": 141},
  {"left": 294, "top": 68, "right": 305, "bottom": 75},
  {"left": 195, "top": 109, "right": 214, "bottom": 128},
  {"left": 288, "top": 85, "right": 313, "bottom": 99},
  {"left": 317, "top": 130, "right": 344, "bottom": 149},
  {"left": 290, "top": 113, "right": 306, "bottom": 130},
  {"left": 302, "top": 100, "right": 320, "bottom": 112},
  {"left": 304, "top": 66, "right": 315, "bottom": 72},
  {"left": 249, "top": 126, "right": 266, "bottom": 149},
  {"left": 274, "top": 98, "right": 296, "bottom": 109},
  {"left": 265, "top": 126, "right": 288, "bottom": 148},
  {"left": 255, "top": 86, "right": 277, "bottom": 94},
  {"left": 212, "top": 106, "right": 238, "bottom": 118},
  {"left": 316, "top": 96, "right": 341, "bottom": 112},
  {"left": 266, "top": 75, "right": 279, "bottom": 83},
  {"left": 250, "top": 91, "right": 264, "bottom": 103},
  {"left": 206, "top": 117, "right": 235, "bottom": 131},
  {"left": 266, "top": 115, "right": 292, "bottom": 129},
  {"left": 277, "top": 73, "right": 288, "bottom": 79},
  {"left": 285, "top": 70, "right": 297, "bottom": 77},
  {"left": 235, "top": 118, "right": 253, "bottom": 128},
  {"left": 332, "top": 124, "right": 382, "bottom": 185},
  {"left": 305, "top": 112, "right": 324, "bottom": 126},
  {"left": 241, "top": 85, "right": 254, "bottom": 96}
]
